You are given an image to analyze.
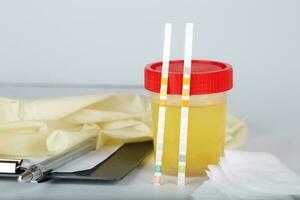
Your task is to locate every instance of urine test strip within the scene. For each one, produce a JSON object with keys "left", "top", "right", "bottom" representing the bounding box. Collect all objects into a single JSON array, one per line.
[
  {"left": 153, "top": 23, "right": 172, "bottom": 185},
  {"left": 177, "top": 23, "right": 193, "bottom": 186}
]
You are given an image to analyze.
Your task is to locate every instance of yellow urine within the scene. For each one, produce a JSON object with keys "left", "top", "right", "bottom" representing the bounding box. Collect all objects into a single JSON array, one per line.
[{"left": 152, "top": 102, "right": 226, "bottom": 176}]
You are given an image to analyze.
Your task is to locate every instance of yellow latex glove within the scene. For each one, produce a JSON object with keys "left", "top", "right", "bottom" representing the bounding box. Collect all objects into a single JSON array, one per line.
[
  {"left": 225, "top": 113, "right": 247, "bottom": 149},
  {"left": 0, "top": 93, "right": 152, "bottom": 156},
  {"left": 0, "top": 93, "right": 246, "bottom": 157}
]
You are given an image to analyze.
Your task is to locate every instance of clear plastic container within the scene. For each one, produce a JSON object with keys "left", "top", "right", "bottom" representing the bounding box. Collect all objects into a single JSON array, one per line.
[
  {"left": 150, "top": 92, "right": 226, "bottom": 176},
  {"left": 144, "top": 60, "right": 233, "bottom": 176}
]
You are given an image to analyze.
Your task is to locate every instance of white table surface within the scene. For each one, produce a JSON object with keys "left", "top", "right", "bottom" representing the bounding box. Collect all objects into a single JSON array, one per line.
[{"left": 0, "top": 85, "right": 299, "bottom": 200}]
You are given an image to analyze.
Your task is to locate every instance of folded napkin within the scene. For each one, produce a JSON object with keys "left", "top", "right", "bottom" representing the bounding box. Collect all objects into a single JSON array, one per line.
[
  {"left": 0, "top": 93, "right": 246, "bottom": 157},
  {"left": 191, "top": 151, "right": 300, "bottom": 200}
]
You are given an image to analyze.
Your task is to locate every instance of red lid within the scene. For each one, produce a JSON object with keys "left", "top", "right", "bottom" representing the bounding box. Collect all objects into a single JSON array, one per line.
[{"left": 144, "top": 60, "right": 233, "bottom": 95}]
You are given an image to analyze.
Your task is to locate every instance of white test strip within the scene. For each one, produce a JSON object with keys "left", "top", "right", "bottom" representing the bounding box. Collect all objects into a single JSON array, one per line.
[
  {"left": 177, "top": 23, "right": 194, "bottom": 186},
  {"left": 153, "top": 23, "right": 172, "bottom": 185}
]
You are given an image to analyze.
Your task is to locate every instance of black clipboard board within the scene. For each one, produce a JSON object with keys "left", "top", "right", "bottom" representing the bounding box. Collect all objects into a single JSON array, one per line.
[{"left": 0, "top": 141, "right": 153, "bottom": 182}]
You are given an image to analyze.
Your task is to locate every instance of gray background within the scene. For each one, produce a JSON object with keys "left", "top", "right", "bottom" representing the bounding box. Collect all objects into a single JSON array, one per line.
[{"left": 0, "top": 1, "right": 299, "bottom": 199}]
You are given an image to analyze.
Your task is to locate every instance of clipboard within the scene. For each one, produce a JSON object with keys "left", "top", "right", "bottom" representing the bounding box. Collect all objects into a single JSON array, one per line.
[
  {"left": 0, "top": 141, "right": 153, "bottom": 182},
  {"left": 0, "top": 158, "right": 22, "bottom": 174}
]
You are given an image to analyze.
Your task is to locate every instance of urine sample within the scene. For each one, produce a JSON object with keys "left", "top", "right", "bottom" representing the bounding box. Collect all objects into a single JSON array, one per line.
[{"left": 144, "top": 60, "right": 233, "bottom": 176}]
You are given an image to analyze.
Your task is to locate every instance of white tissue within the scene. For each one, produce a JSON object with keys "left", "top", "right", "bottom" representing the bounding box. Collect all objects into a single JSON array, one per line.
[
  {"left": 191, "top": 150, "right": 300, "bottom": 200},
  {"left": 220, "top": 151, "right": 300, "bottom": 196}
]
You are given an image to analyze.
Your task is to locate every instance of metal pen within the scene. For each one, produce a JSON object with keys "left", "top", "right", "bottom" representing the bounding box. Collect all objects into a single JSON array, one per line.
[{"left": 18, "top": 137, "right": 97, "bottom": 183}]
